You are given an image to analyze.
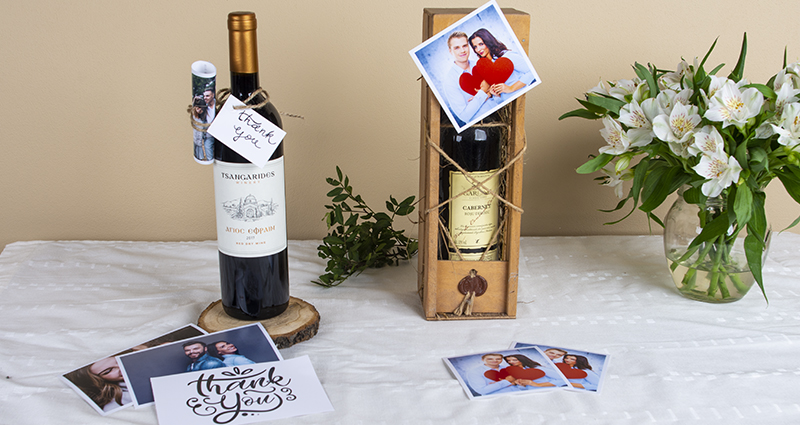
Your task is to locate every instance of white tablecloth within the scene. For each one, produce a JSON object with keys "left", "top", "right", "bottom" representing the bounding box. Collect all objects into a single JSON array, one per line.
[{"left": 1, "top": 235, "right": 799, "bottom": 424}]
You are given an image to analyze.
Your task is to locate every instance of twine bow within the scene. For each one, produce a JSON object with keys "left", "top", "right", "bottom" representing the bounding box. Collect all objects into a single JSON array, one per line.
[{"left": 187, "top": 88, "right": 303, "bottom": 134}]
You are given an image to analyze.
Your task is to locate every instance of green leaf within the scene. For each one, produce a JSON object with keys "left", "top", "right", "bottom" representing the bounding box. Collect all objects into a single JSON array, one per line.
[
  {"left": 687, "top": 213, "right": 731, "bottom": 251},
  {"left": 332, "top": 194, "right": 349, "bottom": 203},
  {"left": 742, "top": 83, "right": 776, "bottom": 100},
  {"left": 336, "top": 166, "right": 343, "bottom": 181},
  {"left": 749, "top": 147, "right": 768, "bottom": 174},
  {"left": 633, "top": 62, "right": 659, "bottom": 97},
  {"left": 697, "top": 37, "right": 719, "bottom": 73},
  {"left": 640, "top": 166, "right": 690, "bottom": 213},
  {"left": 782, "top": 214, "right": 800, "bottom": 232},
  {"left": 708, "top": 63, "right": 726, "bottom": 76},
  {"left": 558, "top": 108, "right": 603, "bottom": 120},
  {"left": 584, "top": 94, "right": 626, "bottom": 116},
  {"left": 682, "top": 186, "right": 705, "bottom": 205},
  {"left": 744, "top": 233, "right": 767, "bottom": 302},
  {"left": 576, "top": 154, "right": 614, "bottom": 174},
  {"left": 776, "top": 167, "right": 800, "bottom": 204},
  {"left": 749, "top": 191, "right": 768, "bottom": 240},
  {"left": 727, "top": 33, "right": 748, "bottom": 82},
  {"left": 733, "top": 184, "right": 753, "bottom": 225},
  {"left": 327, "top": 187, "right": 344, "bottom": 197}
]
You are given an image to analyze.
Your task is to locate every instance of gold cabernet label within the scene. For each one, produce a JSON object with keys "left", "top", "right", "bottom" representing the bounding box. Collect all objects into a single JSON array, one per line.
[
  {"left": 213, "top": 159, "right": 287, "bottom": 257},
  {"left": 448, "top": 169, "right": 499, "bottom": 260}
]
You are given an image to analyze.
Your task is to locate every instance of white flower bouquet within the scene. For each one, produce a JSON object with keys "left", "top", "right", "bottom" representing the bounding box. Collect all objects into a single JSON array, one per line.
[{"left": 561, "top": 34, "right": 800, "bottom": 301}]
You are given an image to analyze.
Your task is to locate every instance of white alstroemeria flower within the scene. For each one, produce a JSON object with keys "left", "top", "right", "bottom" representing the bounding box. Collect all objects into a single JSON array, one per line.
[
  {"left": 674, "top": 89, "right": 694, "bottom": 107},
  {"left": 618, "top": 100, "right": 655, "bottom": 147},
  {"left": 656, "top": 89, "right": 678, "bottom": 114},
  {"left": 688, "top": 125, "right": 726, "bottom": 157},
  {"left": 770, "top": 102, "right": 800, "bottom": 147},
  {"left": 706, "top": 75, "right": 730, "bottom": 100},
  {"left": 653, "top": 102, "right": 702, "bottom": 157},
  {"left": 774, "top": 80, "right": 800, "bottom": 115},
  {"left": 659, "top": 60, "right": 694, "bottom": 91},
  {"left": 599, "top": 116, "right": 630, "bottom": 155},
  {"left": 653, "top": 89, "right": 692, "bottom": 115},
  {"left": 774, "top": 63, "right": 800, "bottom": 91},
  {"left": 692, "top": 152, "right": 743, "bottom": 197},
  {"left": 608, "top": 79, "right": 641, "bottom": 101},
  {"left": 640, "top": 97, "right": 666, "bottom": 120},
  {"left": 600, "top": 162, "right": 633, "bottom": 199},
  {"left": 704, "top": 81, "right": 764, "bottom": 129},
  {"left": 598, "top": 116, "right": 653, "bottom": 155},
  {"left": 619, "top": 99, "right": 651, "bottom": 129},
  {"left": 588, "top": 80, "right": 612, "bottom": 97}
]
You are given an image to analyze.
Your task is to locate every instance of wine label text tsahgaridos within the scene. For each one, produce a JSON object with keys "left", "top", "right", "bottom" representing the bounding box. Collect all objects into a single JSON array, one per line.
[{"left": 214, "top": 159, "right": 287, "bottom": 257}]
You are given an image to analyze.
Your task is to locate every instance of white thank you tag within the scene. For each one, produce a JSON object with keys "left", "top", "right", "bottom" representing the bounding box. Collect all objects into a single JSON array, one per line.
[{"left": 207, "top": 96, "right": 287, "bottom": 168}]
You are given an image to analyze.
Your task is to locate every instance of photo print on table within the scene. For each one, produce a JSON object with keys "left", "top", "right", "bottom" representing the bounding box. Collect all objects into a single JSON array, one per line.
[
  {"left": 444, "top": 346, "right": 569, "bottom": 400},
  {"left": 116, "top": 323, "right": 281, "bottom": 407},
  {"left": 512, "top": 342, "right": 610, "bottom": 393},
  {"left": 61, "top": 324, "right": 207, "bottom": 416}
]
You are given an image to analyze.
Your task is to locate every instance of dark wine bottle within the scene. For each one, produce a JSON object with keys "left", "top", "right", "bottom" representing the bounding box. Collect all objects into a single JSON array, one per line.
[
  {"left": 212, "top": 11, "right": 289, "bottom": 320},
  {"left": 439, "top": 110, "right": 502, "bottom": 261}
]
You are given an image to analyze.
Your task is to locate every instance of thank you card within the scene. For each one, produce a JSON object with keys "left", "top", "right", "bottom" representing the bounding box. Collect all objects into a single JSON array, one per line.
[{"left": 151, "top": 356, "right": 333, "bottom": 424}]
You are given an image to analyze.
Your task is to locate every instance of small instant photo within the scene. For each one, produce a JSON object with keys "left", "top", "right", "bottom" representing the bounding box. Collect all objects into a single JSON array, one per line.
[
  {"left": 443, "top": 347, "right": 569, "bottom": 400},
  {"left": 512, "top": 342, "right": 610, "bottom": 393},
  {"left": 61, "top": 324, "right": 207, "bottom": 416},
  {"left": 409, "top": 0, "right": 540, "bottom": 132},
  {"left": 117, "top": 323, "right": 282, "bottom": 407}
]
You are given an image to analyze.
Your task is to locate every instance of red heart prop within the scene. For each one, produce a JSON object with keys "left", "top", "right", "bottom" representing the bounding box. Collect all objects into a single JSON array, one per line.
[
  {"left": 556, "top": 363, "right": 588, "bottom": 379},
  {"left": 473, "top": 57, "right": 514, "bottom": 86},
  {"left": 459, "top": 72, "right": 483, "bottom": 95},
  {"left": 503, "top": 366, "right": 545, "bottom": 381},
  {"left": 484, "top": 369, "right": 509, "bottom": 382}
]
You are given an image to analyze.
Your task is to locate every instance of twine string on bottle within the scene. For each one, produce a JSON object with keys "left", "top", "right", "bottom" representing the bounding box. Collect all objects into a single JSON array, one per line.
[{"left": 188, "top": 88, "right": 304, "bottom": 134}]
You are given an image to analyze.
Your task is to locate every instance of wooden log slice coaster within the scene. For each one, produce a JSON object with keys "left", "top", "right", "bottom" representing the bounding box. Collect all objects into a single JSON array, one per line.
[{"left": 198, "top": 297, "right": 319, "bottom": 349}]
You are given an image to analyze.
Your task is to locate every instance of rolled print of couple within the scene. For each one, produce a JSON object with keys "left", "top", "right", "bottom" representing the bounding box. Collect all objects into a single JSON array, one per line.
[{"left": 443, "top": 28, "right": 534, "bottom": 126}]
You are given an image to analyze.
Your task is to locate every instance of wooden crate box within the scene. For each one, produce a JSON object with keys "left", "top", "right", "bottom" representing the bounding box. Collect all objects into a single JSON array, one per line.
[{"left": 417, "top": 8, "right": 529, "bottom": 320}]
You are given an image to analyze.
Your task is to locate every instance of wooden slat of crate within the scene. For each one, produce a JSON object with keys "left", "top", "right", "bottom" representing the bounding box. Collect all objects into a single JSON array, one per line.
[{"left": 417, "top": 8, "right": 529, "bottom": 320}]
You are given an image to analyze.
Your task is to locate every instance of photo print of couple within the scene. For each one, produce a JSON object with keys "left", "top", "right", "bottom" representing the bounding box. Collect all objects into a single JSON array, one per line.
[{"left": 409, "top": 0, "right": 540, "bottom": 132}]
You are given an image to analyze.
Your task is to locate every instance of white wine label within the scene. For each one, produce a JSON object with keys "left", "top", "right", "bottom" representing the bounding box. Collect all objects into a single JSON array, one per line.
[
  {"left": 207, "top": 96, "right": 287, "bottom": 168},
  {"left": 214, "top": 159, "right": 288, "bottom": 257},
  {"left": 448, "top": 169, "right": 500, "bottom": 260}
]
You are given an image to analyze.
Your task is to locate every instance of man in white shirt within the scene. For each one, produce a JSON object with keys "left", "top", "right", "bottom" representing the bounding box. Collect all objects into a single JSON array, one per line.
[
  {"left": 466, "top": 353, "right": 520, "bottom": 396},
  {"left": 441, "top": 31, "right": 497, "bottom": 127}
]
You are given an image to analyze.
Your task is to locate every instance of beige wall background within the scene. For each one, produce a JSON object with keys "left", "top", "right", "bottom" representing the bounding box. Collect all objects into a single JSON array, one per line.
[{"left": 2, "top": 0, "right": 800, "bottom": 253}]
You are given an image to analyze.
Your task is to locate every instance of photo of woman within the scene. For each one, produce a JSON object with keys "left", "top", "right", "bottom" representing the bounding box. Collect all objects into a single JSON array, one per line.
[
  {"left": 560, "top": 354, "right": 601, "bottom": 391},
  {"left": 467, "top": 28, "right": 536, "bottom": 101},
  {"left": 192, "top": 95, "right": 212, "bottom": 163},
  {"left": 63, "top": 357, "right": 131, "bottom": 413},
  {"left": 61, "top": 324, "right": 206, "bottom": 415},
  {"left": 502, "top": 354, "right": 562, "bottom": 389}
]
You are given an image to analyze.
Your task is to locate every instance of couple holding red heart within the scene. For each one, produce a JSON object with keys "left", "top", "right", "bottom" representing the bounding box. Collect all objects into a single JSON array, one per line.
[
  {"left": 467, "top": 353, "right": 561, "bottom": 396},
  {"left": 442, "top": 28, "right": 534, "bottom": 126}
]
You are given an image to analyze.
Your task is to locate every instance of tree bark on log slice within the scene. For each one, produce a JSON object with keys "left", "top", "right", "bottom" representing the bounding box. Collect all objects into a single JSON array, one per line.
[{"left": 198, "top": 297, "right": 319, "bottom": 349}]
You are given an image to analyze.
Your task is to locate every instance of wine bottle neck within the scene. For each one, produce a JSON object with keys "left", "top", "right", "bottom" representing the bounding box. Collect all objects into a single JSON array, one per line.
[
  {"left": 230, "top": 72, "right": 260, "bottom": 100},
  {"left": 228, "top": 12, "right": 258, "bottom": 74}
]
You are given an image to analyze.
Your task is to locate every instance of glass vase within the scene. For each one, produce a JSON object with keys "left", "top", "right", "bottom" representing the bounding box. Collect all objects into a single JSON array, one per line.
[{"left": 663, "top": 188, "right": 771, "bottom": 303}]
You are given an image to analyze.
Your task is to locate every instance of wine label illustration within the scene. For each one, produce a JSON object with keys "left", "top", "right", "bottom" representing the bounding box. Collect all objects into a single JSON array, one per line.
[{"left": 213, "top": 159, "right": 287, "bottom": 257}]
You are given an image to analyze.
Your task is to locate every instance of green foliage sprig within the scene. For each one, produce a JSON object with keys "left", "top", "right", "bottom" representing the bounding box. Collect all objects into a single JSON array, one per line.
[{"left": 314, "top": 167, "right": 418, "bottom": 287}]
